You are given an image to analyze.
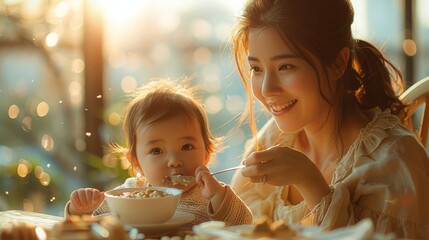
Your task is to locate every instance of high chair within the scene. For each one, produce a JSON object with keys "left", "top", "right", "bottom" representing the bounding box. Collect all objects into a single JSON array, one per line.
[{"left": 399, "top": 76, "right": 429, "bottom": 148}]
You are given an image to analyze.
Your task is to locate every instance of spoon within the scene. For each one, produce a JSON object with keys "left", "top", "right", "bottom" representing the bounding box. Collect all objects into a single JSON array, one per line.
[{"left": 169, "top": 165, "right": 245, "bottom": 185}]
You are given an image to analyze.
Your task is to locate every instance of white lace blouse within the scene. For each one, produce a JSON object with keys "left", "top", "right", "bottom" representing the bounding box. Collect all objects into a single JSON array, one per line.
[{"left": 231, "top": 108, "right": 429, "bottom": 239}]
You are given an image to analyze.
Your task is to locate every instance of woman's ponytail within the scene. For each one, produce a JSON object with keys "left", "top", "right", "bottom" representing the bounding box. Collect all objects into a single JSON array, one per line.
[{"left": 353, "top": 39, "right": 406, "bottom": 117}]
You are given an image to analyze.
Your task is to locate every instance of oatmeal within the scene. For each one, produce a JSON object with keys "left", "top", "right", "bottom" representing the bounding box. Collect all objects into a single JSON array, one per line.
[
  {"left": 116, "top": 189, "right": 170, "bottom": 198},
  {"left": 169, "top": 175, "right": 195, "bottom": 186}
]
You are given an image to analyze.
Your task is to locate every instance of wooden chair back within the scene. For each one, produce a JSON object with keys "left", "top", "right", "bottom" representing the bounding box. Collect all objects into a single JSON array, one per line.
[{"left": 399, "top": 76, "right": 429, "bottom": 147}]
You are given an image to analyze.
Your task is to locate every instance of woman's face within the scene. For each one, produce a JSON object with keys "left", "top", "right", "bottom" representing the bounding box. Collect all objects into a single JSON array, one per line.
[
  {"left": 247, "top": 27, "right": 332, "bottom": 132},
  {"left": 135, "top": 114, "right": 208, "bottom": 191}
]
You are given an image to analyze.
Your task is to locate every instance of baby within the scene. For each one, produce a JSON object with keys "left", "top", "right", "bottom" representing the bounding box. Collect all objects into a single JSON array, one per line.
[{"left": 65, "top": 78, "right": 252, "bottom": 226}]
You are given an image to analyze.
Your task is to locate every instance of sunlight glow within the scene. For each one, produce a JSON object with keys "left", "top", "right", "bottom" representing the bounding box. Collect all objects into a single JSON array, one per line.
[
  {"left": 418, "top": 0, "right": 429, "bottom": 27},
  {"left": 351, "top": 0, "right": 368, "bottom": 38},
  {"left": 54, "top": 2, "right": 69, "bottom": 18},
  {"left": 45, "top": 32, "right": 59, "bottom": 47},
  {"left": 96, "top": 0, "right": 147, "bottom": 24}
]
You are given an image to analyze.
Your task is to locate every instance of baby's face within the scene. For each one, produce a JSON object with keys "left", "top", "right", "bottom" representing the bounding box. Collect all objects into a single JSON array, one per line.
[{"left": 135, "top": 114, "right": 208, "bottom": 191}]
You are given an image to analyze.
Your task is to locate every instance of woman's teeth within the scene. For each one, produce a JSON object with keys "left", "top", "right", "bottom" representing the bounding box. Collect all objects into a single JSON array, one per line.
[{"left": 270, "top": 99, "right": 297, "bottom": 112}]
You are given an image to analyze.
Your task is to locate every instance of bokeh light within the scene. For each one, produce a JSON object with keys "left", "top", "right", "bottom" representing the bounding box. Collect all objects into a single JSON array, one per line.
[
  {"left": 193, "top": 47, "right": 212, "bottom": 65},
  {"left": 191, "top": 19, "right": 212, "bottom": 39},
  {"left": 75, "top": 138, "right": 86, "bottom": 152},
  {"left": 150, "top": 43, "right": 171, "bottom": 64},
  {"left": 403, "top": 39, "right": 417, "bottom": 56},
  {"left": 36, "top": 102, "right": 49, "bottom": 117},
  {"left": 68, "top": 80, "right": 83, "bottom": 105},
  {"left": 204, "top": 95, "right": 223, "bottom": 114},
  {"left": 121, "top": 75, "right": 137, "bottom": 93},
  {"left": 17, "top": 163, "right": 29, "bottom": 178},
  {"left": 71, "top": 59, "right": 85, "bottom": 73},
  {"left": 34, "top": 166, "right": 44, "bottom": 179},
  {"left": 45, "top": 32, "right": 59, "bottom": 47},
  {"left": 22, "top": 116, "right": 33, "bottom": 132},
  {"left": 108, "top": 112, "right": 121, "bottom": 126},
  {"left": 8, "top": 105, "right": 20, "bottom": 119},
  {"left": 41, "top": 134, "right": 54, "bottom": 151},
  {"left": 39, "top": 172, "right": 51, "bottom": 186},
  {"left": 226, "top": 95, "right": 245, "bottom": 115}
]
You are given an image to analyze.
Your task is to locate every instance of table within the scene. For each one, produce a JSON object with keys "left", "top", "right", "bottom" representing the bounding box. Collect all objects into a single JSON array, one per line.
[
  {"left": 0, "top": 210, "right": 63, "bottom": 229},
  {"left": 0, "top": 210, "right": 194, "bottom": 239}
]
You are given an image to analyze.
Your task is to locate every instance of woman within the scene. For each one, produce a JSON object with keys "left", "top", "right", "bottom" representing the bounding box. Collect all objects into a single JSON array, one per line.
[{"left": 230, "top": 0, "right": 429, "bottom": 238}]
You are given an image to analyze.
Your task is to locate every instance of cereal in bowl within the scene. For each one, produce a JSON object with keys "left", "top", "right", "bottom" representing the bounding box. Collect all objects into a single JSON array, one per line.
[{"left": 116, "top": 189, "right": 170, "bottom": 199}]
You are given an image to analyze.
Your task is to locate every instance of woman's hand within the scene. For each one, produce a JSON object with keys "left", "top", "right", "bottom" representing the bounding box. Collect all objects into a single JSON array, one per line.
[
  {"left": 69, "top": 188, "right": 104, "bottom": 215},
  {"left": 241, "top": 145, "right": 331, "bottom": 208}
]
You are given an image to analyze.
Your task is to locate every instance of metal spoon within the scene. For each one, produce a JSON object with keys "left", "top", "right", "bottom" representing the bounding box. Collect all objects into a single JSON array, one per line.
[{"left": 169, "top": 165, "right": 245, "bottom": 184}]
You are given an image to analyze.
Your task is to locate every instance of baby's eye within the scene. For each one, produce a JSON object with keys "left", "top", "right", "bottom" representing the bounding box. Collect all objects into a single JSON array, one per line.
[
  {"left": 150, "top": 147, "right": 163, "bottom": 155},
  {"left": 279, "top": 64, "right": 293, "bottom": 71},
  {"left": 182, "top": 144, "right": 195, "bottom": 151}
]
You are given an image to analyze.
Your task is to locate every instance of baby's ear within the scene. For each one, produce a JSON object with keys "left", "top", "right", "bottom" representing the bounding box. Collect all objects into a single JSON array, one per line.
[
  {"left": 126, "top": 151, "right": 143, "bottom": 176},
  {"left": 204, "top": 152, "right": 211, "bottom": 165}
]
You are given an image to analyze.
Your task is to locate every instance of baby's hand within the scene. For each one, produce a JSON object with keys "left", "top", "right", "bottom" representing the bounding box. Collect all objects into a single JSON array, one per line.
[
  {"left": 195, "top": 166, "right": 224, "bottom": 199},
  {"left": 68, "top": 188, "right": 104, "bottom": 215}
]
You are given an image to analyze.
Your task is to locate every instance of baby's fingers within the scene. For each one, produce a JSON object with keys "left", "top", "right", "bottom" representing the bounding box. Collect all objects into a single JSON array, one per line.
[{"left": 92, "top": 191, "right": 105, "bottom": 205}]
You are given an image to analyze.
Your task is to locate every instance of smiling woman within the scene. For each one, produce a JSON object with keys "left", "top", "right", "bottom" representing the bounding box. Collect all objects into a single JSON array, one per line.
[{"left": 230, "top": 0, "right": 429, "bottom": 239}]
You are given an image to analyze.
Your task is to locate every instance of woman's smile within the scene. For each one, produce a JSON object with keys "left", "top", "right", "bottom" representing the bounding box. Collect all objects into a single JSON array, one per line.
[{"left": 268, "top": 99, "right": 298, "bottom": 115}]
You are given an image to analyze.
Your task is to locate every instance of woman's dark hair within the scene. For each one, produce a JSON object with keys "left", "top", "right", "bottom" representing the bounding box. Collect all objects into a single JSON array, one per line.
[{"left": 231, "top": 0, "right": 406, "bottom": 139}]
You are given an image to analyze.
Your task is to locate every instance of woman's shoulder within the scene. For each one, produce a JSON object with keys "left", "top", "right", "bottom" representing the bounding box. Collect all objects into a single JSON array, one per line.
[
  {"left": 335, "top": 109, "right": 428, "bottom": 185},
  {"left": 354, "top": 108, "right": 421, "bottom": 156}
]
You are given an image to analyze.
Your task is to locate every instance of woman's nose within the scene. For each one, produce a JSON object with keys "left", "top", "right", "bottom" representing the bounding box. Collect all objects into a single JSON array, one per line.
[
  {"left": 261, "top": 71, "right": 282, "bottom": 97},
  {"left": 167, "top": 157, "right": 183, "bottom": 167}
]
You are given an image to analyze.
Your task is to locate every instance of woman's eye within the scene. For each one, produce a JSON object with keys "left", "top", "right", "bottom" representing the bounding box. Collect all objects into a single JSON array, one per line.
[
  {"left": 182, "top": 144, "right": 195, "bottom": 151},
  {"left": 249, "top": 66, "right": 262, "bottom": 73},
  {"left": 150, "top": 148, "right": 163, "bottom": 155},
  {"left": 279, "top": 64, "right": 293, "bottom": 71}
]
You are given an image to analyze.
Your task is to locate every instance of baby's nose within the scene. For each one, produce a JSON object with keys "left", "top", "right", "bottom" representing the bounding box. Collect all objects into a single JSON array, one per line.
[{"left": 168, "top": 158, "right": 183, "bottom": 167}]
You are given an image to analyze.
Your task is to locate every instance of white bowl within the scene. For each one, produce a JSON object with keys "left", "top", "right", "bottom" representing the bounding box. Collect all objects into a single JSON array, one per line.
[{"left": 104, "top": 187, "right": 182, "bottom": 225}]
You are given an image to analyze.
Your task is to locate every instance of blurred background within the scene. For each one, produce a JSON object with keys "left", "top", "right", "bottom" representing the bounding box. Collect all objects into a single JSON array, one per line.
[{"left": 1, "top": 0, "right": 428, "bottom": 216}]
